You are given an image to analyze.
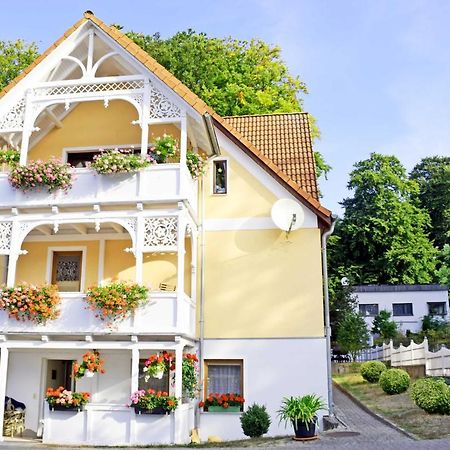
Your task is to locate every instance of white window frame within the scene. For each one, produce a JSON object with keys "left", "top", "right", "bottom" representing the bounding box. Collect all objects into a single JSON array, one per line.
[
  {"left": 46, "top": 246, "right": 87, "bottom": 292},
  {"left": 211, "top": 157, "right": 229, "bottom": 196},
  {"left": 62, "top": 144, "right": 141, "bottom": 164},
  {"left": 359, "top": 303, "right": 379, "bottom": 317}
]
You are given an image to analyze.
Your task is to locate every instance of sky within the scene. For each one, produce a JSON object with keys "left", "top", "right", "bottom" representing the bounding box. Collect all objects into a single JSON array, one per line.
[{"left": 1, "top": 0, "right": 450, "bottom": 214}]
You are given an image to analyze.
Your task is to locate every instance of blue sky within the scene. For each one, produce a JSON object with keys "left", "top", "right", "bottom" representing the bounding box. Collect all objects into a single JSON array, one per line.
[{"left": 2, "top": 1, "right": 450, "bottom": 214}]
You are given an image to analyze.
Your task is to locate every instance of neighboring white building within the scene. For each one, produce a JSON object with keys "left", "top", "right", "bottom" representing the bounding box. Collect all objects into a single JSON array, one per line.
[{"left": 355, "top": 284, "right": 449, "bottom": 335}]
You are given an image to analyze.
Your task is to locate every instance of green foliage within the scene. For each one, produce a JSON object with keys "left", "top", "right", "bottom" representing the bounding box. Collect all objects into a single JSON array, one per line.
[
  {"left": 379, "top": 368, "right": 410, "bottom": 394},
  {"left": 90, "top": 148, "right": 151, "bottom": 174},
  {"left": 410, "top": 156, "right": 450, "bottom": 248},
  {"left": 277, "top": 394, "right": 326, "bottom": 429},
  {"left": 436, "top": 244, "right": 450, "bottom": 285},
  {"left": 372, "top": 310, "right": 398, "bottom": 340},
  {"left": 0, "top": 39, "right": 39, "bottom": 91},
  {"left": 410, "top": 378, "right": 450, "bottom": 414},
  {"left": 336, "top": 311, "right": 369, "bottom": 360},
  {"left": 422, "top": 315, "right": 448, "bottom": 334},
  {"left": 150, "top": 134, "right": 178, "bottom": 163},
  {"left": 240, "top": 403, "right": 271, "bottom": 438},
  {"left": 0, "top": 148, "right": 20, "bottom": 166},
  {"left": 331, "top": 153, "right": 437, "bottom": 284},
  {"left": 314, "top": 151, "right": 332, "bottom": 180},
  {"left": 360, "top": 361, "right": 386, "bottom": 383}
]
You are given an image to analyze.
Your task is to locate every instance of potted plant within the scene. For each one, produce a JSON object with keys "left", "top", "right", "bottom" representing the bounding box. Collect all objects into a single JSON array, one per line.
[
  {"left": 129, "top": 389, "right": 178, "bottom": 415},
  {"left": 8, "top": 157, "right": 72, "bottom": 193},
  {"left": 73, "top": 351, "right": 105, "bottom": 379},
  {"left": 199, "top": 393, "right": 245, "bottom": 412},
  {"left": 46, "top": 386, "right": 90, "bottom": 412},
  {"left": 0, "top": 284, "right": 60, "bottom": 324},
  {"left": 0, "top": 147, "right": 20, "bottom": 171},
  {"left": 181, "top": 353, "right": 199, "bottom": 399},
  {"left": 89, "top": 148, "right": 153, "bottom": 174},
  {"left": 143, "top": 351, "right": 173, "bottom": 380},
  {"left": 186, "top": 150, "right": 206, "bottom": 179},
  {"left": 277, "top": 394, "right": 326, "bottom": 440},
  {"left": 148, "top": 134, "right": 178, "bottom": 163},
  {"left": 85, "top": 281, "right": 149, "bottom": 326}
]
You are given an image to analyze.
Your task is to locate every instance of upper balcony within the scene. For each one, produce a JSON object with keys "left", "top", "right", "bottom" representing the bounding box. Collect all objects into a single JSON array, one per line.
[{"left": 0, "top": 164, "right": 198, "bottom": 211}]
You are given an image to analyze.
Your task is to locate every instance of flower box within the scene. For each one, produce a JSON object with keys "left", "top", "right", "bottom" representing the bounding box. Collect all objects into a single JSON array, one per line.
[
  {"left": 49, "top": 404, "right": 84, "bottom": 412},
  {"left": 207, "top": 406, "right": 241, "bottom": 413},
  {"left": 133, "top": 406, "right": 168, "bottom": 415}
]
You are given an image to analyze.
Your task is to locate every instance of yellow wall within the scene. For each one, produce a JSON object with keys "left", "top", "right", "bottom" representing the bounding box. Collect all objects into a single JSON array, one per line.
[
  {"left": 29, "top": 100, "right": 181, "bottom": 161},
  {"left": 15, "top": 240, "right": 99, "bottom": 290},
  {"left": 203, "top": 228, "right": 324, "bottom": 338},
  {"left": 205, "top": 150, "right": 277, "bottom": 219}
]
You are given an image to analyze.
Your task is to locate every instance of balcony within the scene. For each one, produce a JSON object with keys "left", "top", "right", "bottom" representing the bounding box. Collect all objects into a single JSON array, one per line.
[
  {"left": 0, "top": 165, "right": 198, "bottom": 210},
  {"left": 0, "top": 291, "right": 196, "bottom": 337}
]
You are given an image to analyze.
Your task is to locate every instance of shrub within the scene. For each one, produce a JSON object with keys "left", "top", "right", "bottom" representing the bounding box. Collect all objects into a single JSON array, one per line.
[
  {"left": 410, "top": 378, "right": 450, "bottom": 414},
  {"left": 360, "top": 361, "right": 386, "bottom": 383},
  {"left": 379, "top": 368, "right": 410, "bottom": 394},
  {"left": 90, "top": 148, "right": 152, "bottom": 174},
  {"left": 149, "top": 134, "right": 178, "bottom": 163},
  {"left": 0, "top": 148, "right": 20, "bottom": 166},
  {"left": 9, "top": 158, "right": 72, "bottom": 192},
  {"left": 240, "top": 403, "right": 271, "bottom": 438},
  {"left": 85, "top": 281, "right": 149, "bottom": 325},
  {"left": 0, "top": 284, "right": 60, "bottom": 324}
]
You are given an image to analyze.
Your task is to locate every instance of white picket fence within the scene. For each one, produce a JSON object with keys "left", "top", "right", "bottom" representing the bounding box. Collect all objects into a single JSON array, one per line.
[{"left": 356, "top": 337, "right": 450, "bottom": 377}]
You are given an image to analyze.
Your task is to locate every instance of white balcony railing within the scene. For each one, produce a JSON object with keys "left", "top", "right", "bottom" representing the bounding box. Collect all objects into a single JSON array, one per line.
[
  {"left": 0, "top": 165, "right": 198, "bottom": 210},
  {"left": 0, "top": 292, "right": 196, "bottom": 337}
]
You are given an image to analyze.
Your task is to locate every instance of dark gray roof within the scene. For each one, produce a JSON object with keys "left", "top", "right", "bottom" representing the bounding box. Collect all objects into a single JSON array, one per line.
[{"left": 354, "top": 284, "right": 448, "bottom": 293}]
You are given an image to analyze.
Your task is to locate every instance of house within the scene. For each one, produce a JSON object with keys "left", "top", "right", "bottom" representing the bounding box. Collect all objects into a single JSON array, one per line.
[
  {"left": 0, "top": 12, "right": 332, "bottom": 446},
  {"left": 355, "top": 284, "right": 449, "bottom": 336}
]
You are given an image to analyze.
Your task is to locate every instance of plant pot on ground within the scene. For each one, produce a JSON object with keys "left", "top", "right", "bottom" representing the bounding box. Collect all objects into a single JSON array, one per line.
[{"left": 277, "top": 394, "right": 326, "bottom": 440}]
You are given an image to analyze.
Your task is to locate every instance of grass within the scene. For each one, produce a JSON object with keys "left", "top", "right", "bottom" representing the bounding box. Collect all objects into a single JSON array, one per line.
[{"left": 333, "top": 371, "right": 450, "bottom": 440}]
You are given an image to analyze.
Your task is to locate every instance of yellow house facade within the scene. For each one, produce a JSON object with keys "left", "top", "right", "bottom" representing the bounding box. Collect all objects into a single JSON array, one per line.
[{"left": 0, "top": 12, "right": 332, "bottom": 445}]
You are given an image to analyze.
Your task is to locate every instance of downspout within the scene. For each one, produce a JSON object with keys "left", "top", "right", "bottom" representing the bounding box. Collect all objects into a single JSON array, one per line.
[{"left": 321, "top": 214, "right": 338, "bottom": 416}]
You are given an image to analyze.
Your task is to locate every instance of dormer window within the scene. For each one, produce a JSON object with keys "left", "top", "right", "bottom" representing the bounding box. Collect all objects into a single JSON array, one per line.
[{"left": 213, "top": 160, "right": 227, "bottom": 194}]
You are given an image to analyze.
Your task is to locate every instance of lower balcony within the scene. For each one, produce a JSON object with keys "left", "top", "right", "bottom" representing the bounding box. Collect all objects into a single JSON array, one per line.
[{"left": 0, "top": 291, "right": 196, "bottom": 337}]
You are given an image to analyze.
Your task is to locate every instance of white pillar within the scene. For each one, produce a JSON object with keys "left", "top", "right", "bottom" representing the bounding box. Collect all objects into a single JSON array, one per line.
[
  {"left": 179, "top": 114, "right": 187, "bottom": 196},
  {"left": 6, "top": 254, "right": 17, "bottom": 287},
  {"left": 176, "top": 211, "right": 186, "bottom": 298},
  {"left": 135, "top": 217, "right": 144, "bottom": 284},
  {"left": 19, "top": 90, "right": 34, "bottom": 165},
  {"left": 174, "top": 342, "right": 183, "bottom": 399},
  {"left": 0, "top": 346, "right": 9, "bottom": 442},
  {"left": 190, "top": 230, "right": 197, "bottom": 302},
  {"left": 97, "top": 239, "right": 105, "bottom": 285},
  {"left": 129, "top": 347, "right": 139, "bottom": 445},
  {"left": 140, "top": 80, "right": 150, "bottom": 156}
]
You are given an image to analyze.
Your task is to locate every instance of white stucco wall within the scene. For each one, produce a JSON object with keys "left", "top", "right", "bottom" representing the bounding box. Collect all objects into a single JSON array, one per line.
[
  {"left": 199, "top": 337, "right": 328, "bottom": 441},
  {"left": 356, "top": 288, "right": 449, "bottom": 334}
]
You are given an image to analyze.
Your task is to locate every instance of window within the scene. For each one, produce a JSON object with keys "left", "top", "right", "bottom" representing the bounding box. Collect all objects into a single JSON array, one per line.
[
  {"left": 66, "top": 147, "right": 141, "bottom": 168},
  {"left": 51, "top": 251, "right": 83, "bottom": 292},
  {"left": 359, "top": 304, "right": 379, "bottom": 317},
  {"left": 393, "top": 303, "right": 413, "bottom": 316},
  {"left": 213, "top": 160, "right": 227, "bottom": 194},
  {"left": 204, "top": 360, "right": 243, "bottom": 401},
  {"left": 428, "top": 302, "right": 447, "bottom": 316}
]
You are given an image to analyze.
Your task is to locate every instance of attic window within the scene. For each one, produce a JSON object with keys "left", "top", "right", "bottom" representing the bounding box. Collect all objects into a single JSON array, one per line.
[{"left": 213, "top": 160, "right": 227, "bottom": 195}]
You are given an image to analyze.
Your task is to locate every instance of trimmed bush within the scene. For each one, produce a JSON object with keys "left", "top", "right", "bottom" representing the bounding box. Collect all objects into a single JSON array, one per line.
[
  {"left": 410, "top": 378, "right": 450, "bottom": 414},
  {"left": 379, "top": 368, "right": 410, "bottom": 394},
  {"left": 360, "top": 361, "right": 386, "bottom": 383},
  {"left": 240, "top": 403, "right": 271, "bottom": 438}
]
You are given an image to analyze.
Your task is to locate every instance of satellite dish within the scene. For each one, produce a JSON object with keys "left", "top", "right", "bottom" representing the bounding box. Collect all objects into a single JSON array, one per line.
[
  {"left": 341, "top": 277, "right": 349, "bottom": 286},
  {"left": 271, "top": 199, "right": 305, "bottom": 234}
]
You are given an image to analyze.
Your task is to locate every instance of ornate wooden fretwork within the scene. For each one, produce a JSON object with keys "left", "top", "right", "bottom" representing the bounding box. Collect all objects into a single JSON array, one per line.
[
  {"left": 143, "top": 217, "right": 178, "bottom": 248},
  {"left": 0, "top": 222, "right": 13, "bottom": 253}
]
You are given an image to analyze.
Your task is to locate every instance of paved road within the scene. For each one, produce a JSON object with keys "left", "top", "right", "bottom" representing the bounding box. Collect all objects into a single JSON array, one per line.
[{"left": 1, "top": 387, "right": 450, "bottom": 449}]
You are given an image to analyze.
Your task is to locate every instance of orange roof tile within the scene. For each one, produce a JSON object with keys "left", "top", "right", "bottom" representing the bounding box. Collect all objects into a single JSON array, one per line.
[
  {"left": 0, "top": 11, "right": 331, "bottom": 225},
  {"left": 223, "top": 113, "right": 319, "bottom": 200}
]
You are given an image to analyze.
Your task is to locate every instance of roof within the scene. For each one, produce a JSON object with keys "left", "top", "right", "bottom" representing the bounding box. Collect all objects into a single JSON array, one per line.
[
  {"left": 0, "top": 11, "right": 332, "bottom": 226},
  {"left": 354, "top": 284, "right": 449, "bottom": 293},
  {"left": 223, "top": 113, "right": 319, "bottom": 199}
]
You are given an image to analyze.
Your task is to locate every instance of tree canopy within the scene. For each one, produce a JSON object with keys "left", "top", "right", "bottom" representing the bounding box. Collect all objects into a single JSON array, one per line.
[
  {"left": 410, "top": 156, "right": 450, "bottom": 249},
  {"left": 330, "top": 153, "right": 437, "bottom": 285},
  {"left": 0, "top": 40, "right": 39, "bottom": 91}
]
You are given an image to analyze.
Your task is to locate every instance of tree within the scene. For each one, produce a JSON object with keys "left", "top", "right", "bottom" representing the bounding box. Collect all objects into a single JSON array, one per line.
[
  {"left": 0, "top": 40, "right": 39, "bottom": 91},
  {"left": 410, "top": 156, "right": 450, "bottom": 249},
  {"left": 331, "top": 153, "right": 437, "bottom": 284},
  {"left": 124, "top": 28, "right": 330, "bottom": 178},
  {"left": 371, "top": 310, "right": 397, "bottom": 340},
  {"left": 336, "top": 312, "right": 369, "bottom": 360},
  {"left": 436, "top": 244, "right": 450, "bottom": 285}
]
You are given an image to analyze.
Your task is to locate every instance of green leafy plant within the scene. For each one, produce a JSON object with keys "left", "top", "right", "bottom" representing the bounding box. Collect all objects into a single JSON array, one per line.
[
  {"left": 410, "top": 377, "right": 450, "bottom": 414},
  {"left": 129, "top": 389, "right": 178, "bottom": 412},
  {"left": 0, "top": 283, "right": 60, "bottom": 324},
  {"left": 0, "top": 148, "right": 20, "bottom": 166},
  {"left": 379, "top": 368, "right": 410, "bottom": 395},
  {"left": 45, "top": 386, "right": 90, "bottom": 409},
  {"left": 186, "top": 150, "right": 206, "bottom": 179},
  {"left": 336, "top": 311, "right": 369, "bottom": 360},
  {"left": 149, "top": 134, "right": 178, "bottom": 163},
  {"left": 199, "top": 393, "right": 245, "bottom": 409},
  {"left": 372, "top": 310, "right": 398, "bottom": 340},
  {"left": 9, "top": 158, "right": 72, "bottom": 192},
  {"left": 240, "top": 403, "right": 271, "bottom": 438},
  {"left": 72, "top": 351, "right": 105, "bottom": 379},
  {"left": 360, "top": 361, "right": 386, "bottom": 383},
  {"left": 90, "top": 148, "right": 152, "bottom": 174},
  {"left": 181, "top": 353, "right": 199, "bottom": 398},
  {"left": 277, "top": 394, "right": 326, "bottom": 430},
  {"left": 143, "top": 351, "right": 172, "bottom": 381},
  {"left": 85, "top": 281, "right": 149, "bottom": 325}
]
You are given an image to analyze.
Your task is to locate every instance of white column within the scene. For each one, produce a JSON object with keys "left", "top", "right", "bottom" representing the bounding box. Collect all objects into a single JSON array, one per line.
[
  {"left": 0, "top": 346, "right": 9, "bottom": 442},
  {"left": 140, "top": 80, "right": 150, "bottom": 156},
  {"left": 179, "top": 114, "right": 188, "bottom": 196},
  {"left": 6, "top": 221, "right": 21, "bottom": 287},
  {"left": 176, "top": 211, "right": 186, "bottom": 298},
  {"left": 174, "top": 342, "right": 183, "bottom": 399},
  {"left": 19, "top": 90, "right": 34, "bottom": 165},
  {"left": 131, "top": 348, "right": 139, "bottom": 393},
  {"left": 135, "top": 216, "right": 144, "bottom": 284},
  {"left": 97, "top": 239, "right": 105, "bottom": 285},
  {"left": 190, "top": 230, "right": 198, "bottom": 302}
]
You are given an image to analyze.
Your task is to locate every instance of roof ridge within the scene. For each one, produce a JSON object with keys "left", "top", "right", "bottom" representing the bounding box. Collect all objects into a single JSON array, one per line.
[{"left": 223, "top": 111, "right": 309, "bottom": 119}]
